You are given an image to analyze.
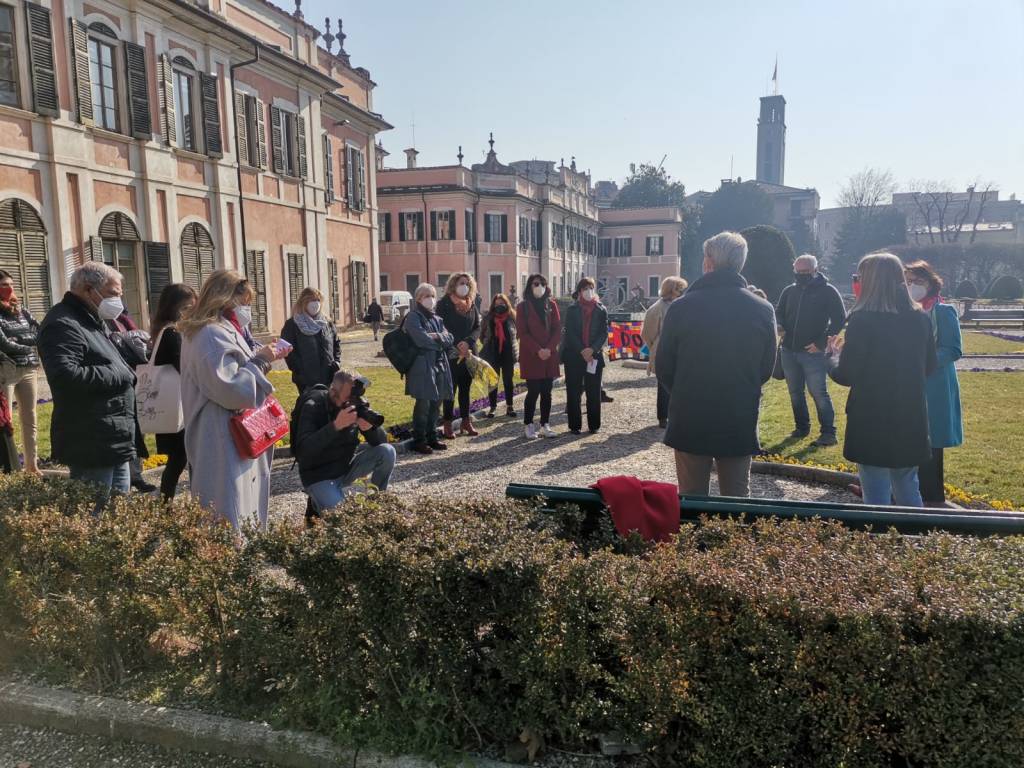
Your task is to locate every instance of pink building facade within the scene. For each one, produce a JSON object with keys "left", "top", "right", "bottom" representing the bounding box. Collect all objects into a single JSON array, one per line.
[
  {"left": 378, "top": 142, "right": 685, "bottom": 307},
  {"left": 377, "top": 142, "right": 599, "bottom": 305},
  {"left": 0, "top": 0, "right": 389, "bottom": 333}
]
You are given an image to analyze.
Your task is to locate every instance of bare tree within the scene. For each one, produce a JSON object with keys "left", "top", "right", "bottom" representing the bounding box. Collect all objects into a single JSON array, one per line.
[
  {"left": 906, "top": 180, "right": 949, "bottom": 244},
  {"left": 968, "top": 182, "right": 997, "bottom": 244},
  {"left": 838, "top": 168, "right": 896, "bottom": 212}
]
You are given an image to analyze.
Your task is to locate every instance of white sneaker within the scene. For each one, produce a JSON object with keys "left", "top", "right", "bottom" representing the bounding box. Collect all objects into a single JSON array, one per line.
[
  {"left": 525, "top": 423, "right": 538, "bottom": 439},
  {"left": 539, "top": 424, "right": 556, "bottom": 438}
]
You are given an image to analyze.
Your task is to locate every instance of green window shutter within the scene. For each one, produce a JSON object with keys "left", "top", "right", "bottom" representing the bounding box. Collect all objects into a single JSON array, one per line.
[
  {"left": 429, "top": 210, "right": 437, "bottom": 241},
  {"left": 295, "top": 115, "right": 308, "bottom": 179},
  {"left": 287, "top": 253, "right": 305, "bottom": 309},
  {"left": 356, "top": 149, "right": 365, "bottom": 210},
  {"left": 447, "top": 210, "right": 457, "bottom": 240},
  {"left": 243, "top": 249, "right": 268, "bottom": 331},
  {"left": 327, "top": 257, "right": 340, "bottom": 322},
  {"left": 398, "top": 212, "right": 406, "bottom": 242},
  {"left": 254, "top": 98, "right": 267, "bottom": 169},
  {"left": 157, "top": 54, "right": 176, "bottom": 146},
  {"left": 323, "top": 135, "right": 334, "bottom": 204},
  {"left": 24, "top": 3, "right": 58, "bottom": 117},
  {"left": 233, "top": 91, "right": 248, "bottom": 165},
  {"left": 199, "top": 72, "right": 222, "bottom": 157},
  {"left": 18, "top": 231, "right": 51, "bottom": 319},
  {"left": 68, "top": 18, "right": 92, "bottom": 126},
  {"left": 143, "top": 241, "right": 170, "bottom": 315},
  {"left": 500, "top": 214, "right": 508, "bottom": 243},
  {"left": 87, "top": 235, "right": 103, "bottom": 261},
  {"left": 344, "top": 146, "right": 354, "bottom": 206},
  {"left": 123, "top": 42, "right": 151, "bottom": 139},
  {"left": 270, "top": 106, "right": 283, "bottom": 173}
]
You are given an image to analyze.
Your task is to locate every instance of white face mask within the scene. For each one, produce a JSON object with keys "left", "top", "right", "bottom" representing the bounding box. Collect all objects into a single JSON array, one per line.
[
  {"left": 532, "top": 285, "right": 546, "bottom": 299},
  {"left": 908, "top": 284, "right": 928, "bottom": 303},
  {"left": 96, "top": 294, "right": 124, "bottom": 321},
  {"left": 306, "top": 301, "right": 321, "bottom": 316},
  {"left": 581, "top": 289, "right": 595, "bottom": 302},
  {"left": 234, "top": 305, "right": 252, "bottom": 327},
  {"left": 455, "top": 283, "right": 470, "bottom": 298},
  {"left": 420, "top": 296, "right": 436, "bottom": 311}
]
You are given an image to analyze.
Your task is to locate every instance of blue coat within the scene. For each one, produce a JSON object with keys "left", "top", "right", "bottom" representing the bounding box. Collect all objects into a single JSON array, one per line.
[
  {"left": 403, "top": 306, "right": 454, "bottom": 402},
  {"left": 925, "top": 303, "right": 963, "bottom": 449}
]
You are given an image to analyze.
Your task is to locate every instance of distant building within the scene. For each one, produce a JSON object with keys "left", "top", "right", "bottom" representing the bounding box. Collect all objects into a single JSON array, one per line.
[
  {"left": 376, "top": 141, "right": 684, "bottom": 305},
  {"left": 594, "top": 180, "right": 620, "bottom": 209}
]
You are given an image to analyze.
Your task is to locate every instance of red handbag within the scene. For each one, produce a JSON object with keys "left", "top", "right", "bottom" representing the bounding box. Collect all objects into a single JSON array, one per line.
[{"left": 229, "top": 396, "right": 289, "bottom": 459}]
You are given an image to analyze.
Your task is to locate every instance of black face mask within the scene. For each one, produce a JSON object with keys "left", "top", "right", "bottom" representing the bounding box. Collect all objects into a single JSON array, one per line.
[
  {"left": 494, "top": 305, "right": 508, "bottom": 315},
  {"left": 794, "top": 273, "right": 814, "bottom": 287}
]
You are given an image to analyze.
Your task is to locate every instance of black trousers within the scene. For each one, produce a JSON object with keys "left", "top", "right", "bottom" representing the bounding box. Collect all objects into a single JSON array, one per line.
[
  {"left": 488, "top": 355, "right": 516, "bottom": 411},
  {"left": 564, "top": 358, "right": 603, "bottom": 432},
  {"left": 442, "top": 359, "right": 473, "bottom": 421},
  {"left": 523, "top": 378, "right": 553, "bottom": 425},
  {"left": 656, "top": 378, "right": 670, "bottom": 422},
  {"left": 160, "top": 443, "right": 189, "bottom": 500},
  {"left": 918, "top": 448, "right": 945, "bottom": 503}
]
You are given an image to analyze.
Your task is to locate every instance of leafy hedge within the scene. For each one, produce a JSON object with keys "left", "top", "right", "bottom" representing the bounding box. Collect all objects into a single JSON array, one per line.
[{"left": 1, "top": 475, "right": 1023, "bottom": 766}]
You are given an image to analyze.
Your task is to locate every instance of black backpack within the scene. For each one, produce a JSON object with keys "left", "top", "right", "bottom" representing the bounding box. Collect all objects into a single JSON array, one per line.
[
  {"left": 382, "top": 316, "right": 419, "bottom": 376},
  {"left": 289, "top": 384, "right": 328, "bottom": 461}
]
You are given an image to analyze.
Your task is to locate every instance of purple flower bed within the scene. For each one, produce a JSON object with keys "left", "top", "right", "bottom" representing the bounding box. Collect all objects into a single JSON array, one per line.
[{"left": 385, "top": 382, "right": 529, "bottom": 443}]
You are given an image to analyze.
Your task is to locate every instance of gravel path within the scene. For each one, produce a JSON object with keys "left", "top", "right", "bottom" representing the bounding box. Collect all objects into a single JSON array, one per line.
[
  {"left": 0, "top": 724, "right": 271, "bottom": 768},
  {"left": 266, "top": 362, "right": 860, "bottom": 524},
  {"left": 956, "top": 356, "right": 1024, "bottom": 371}
]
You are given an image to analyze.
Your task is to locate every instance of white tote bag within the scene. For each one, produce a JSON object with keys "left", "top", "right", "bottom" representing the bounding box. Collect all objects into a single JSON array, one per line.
[{"left": 135, "top": 327, "right": 184, "bottom": 434}]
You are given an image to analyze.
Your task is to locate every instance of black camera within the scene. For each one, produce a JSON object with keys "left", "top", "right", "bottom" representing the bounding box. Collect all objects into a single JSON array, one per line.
[{"left": 345, "top": 376, "right": 385, "bottom": 428}]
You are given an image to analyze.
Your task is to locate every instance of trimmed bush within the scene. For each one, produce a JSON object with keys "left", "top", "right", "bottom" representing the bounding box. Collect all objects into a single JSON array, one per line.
[
  {"left": 985, "top": 275, "right": 1024, "bottom": 300},
  {"left": 955, "top": 280, "right": 979, "bottom": 299},
  {"left": 740, "top": 224, "right": 798, "bottom": 303},
  {"left": 1, "top": 475, "right": 1023, "bottom": 765}
]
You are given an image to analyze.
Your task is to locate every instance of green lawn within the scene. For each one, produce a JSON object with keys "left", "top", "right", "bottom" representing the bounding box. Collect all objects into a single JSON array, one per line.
[
  {"left": 759, "top": 373, "right": 1024, "bottom": 507},
  {"left": 961, "top": 331, "right": 1024, "bottom": 355}
]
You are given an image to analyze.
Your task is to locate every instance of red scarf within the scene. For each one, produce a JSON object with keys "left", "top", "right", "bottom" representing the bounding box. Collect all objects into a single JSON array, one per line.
[
  {"left": 494, "top": 315, "right": 506, "bottom": 354},
  {"left": 920, "top": 294, "right": 941, "bottom": 312},
  {"left": 580, "top": 297, "right": 597, "bottom": 345}
]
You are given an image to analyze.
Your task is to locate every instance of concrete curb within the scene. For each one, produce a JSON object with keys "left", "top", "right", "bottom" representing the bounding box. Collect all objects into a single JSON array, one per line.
[
  {"left": 751, "top": 460, "right": 859, "bottom": 487},
  {"left": 0, "top": 681, "right": 516, "bottom": 768}
]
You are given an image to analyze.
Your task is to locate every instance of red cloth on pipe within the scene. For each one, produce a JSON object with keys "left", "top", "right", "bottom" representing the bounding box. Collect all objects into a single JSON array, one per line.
[{"left": 591, "top": 475, "right": 680, "bottom": 543}]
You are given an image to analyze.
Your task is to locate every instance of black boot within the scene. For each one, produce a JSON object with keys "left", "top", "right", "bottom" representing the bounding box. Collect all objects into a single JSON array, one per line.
[{"left": 304, "top": 497, "right": 320, "bottom": 528}]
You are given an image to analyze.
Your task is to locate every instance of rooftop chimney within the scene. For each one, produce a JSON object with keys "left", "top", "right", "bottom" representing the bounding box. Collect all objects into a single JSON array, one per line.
[{"left": 404, "top": 148, "right": 419, "bottom": 169}]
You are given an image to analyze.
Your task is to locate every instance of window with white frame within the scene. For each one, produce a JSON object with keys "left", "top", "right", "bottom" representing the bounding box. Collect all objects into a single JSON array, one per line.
[
  {"left": 649, "top": 276, "right": 660, "bottom": 297},
  {"left": 614, "top": 237, "right": 632, "bottom": 258},
  {"left": 645, "top": 235, "right": 663, "bottom": 256},
  {"left": 0, "top": 7, "right": 18, "bottom": 108},
  {"left": 172, "top": 63, "right": 197, "bottom": 150},
  {"left": 279, "top": 110, "right": 295, "bottom": 175},
  {"left": 405, "top": 274, "right": 420, "bottom": 294},
  {"left": 598, "top": 238, "right": 612, "bottom": 258},
  {"left": 88, "top": 34, "right": 119, "bottom": 131},
  {"left": 379, "top": 274, "right": 389, "bottom": 292},
  {"left": 346, "top": 146, "right": 366, "bottom": 210},
  {"left": 485, "top": 213, "right": 506, "bottom": 243}
]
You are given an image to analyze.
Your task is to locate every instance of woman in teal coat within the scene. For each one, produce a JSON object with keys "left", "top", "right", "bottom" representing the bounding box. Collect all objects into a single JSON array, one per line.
[{"left": 905, "top": 261, "right": 963, "bottom": 506}]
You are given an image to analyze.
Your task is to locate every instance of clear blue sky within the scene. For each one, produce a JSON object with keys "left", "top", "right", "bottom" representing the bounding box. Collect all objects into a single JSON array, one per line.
[{"left": 308, "top": 0, "right": 1024, "bottom": 207}]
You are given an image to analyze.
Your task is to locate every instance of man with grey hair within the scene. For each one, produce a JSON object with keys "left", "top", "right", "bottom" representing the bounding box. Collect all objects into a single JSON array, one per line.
[
  {"left": 775, "top": 253, "right": 847, "bottom": 446},
  {"left": 656, "top": 232, "right": 777, "bottom": 497},
  {"left": 38, "top": 261, "right": 137, "bottom": 504},
  {"left": 293, "top": 369, "right": 396, "bottom": 523}
]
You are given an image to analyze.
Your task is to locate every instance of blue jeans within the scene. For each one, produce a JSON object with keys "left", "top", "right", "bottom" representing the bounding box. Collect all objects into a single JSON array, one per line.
[
  {"left": 68, "top": 462, "right": 131, "bottom": 514},
  {"left": 305, "top": 444, "right": 397, "bottom": 512},
  {"left": 858, "top": 464, "right": 923, "bottom": 507},
  {"left": 781, "top": 348, "right": 836, "bottom": 436}
]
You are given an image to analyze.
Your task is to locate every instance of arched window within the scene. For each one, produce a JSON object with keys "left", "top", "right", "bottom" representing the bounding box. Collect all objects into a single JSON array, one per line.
[
  {"left": 180, "top": 222, "right": 215, "bottom": 291},
  {"left": 95, "top": 211, "right": 143, "bottom": 323},
  {"left": 0, "top": 199, "right": 50, "bottom": 318}
]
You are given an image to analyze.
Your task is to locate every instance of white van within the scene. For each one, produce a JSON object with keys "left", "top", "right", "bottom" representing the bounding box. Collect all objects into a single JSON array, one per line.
[{"left": 378, "top": 291, "right": 413, "bottom": 323}]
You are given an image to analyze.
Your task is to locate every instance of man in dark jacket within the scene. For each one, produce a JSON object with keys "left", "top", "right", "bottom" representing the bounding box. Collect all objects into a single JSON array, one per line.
[
  {"left": 775, "top": 255, "right": 847, "bottom": 446},
  {"left": 656, "top": 231, "right": 777, "bottom": 497},
  {"left": 38, "top": 262, "right": 136, "bottom": 503},
  {"left": 295, "top": 370, "right": 396, "bottom": 514}
]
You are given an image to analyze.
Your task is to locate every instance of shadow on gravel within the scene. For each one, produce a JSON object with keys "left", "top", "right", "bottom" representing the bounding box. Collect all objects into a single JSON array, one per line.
[{"left": 535, "top": 426, "right": 664, "bottom": 478}]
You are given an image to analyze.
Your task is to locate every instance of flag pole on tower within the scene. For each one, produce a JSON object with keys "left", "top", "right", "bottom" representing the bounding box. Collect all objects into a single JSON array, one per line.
[{"left": 772, "top": 56, "right": 779, "bottom": 95}]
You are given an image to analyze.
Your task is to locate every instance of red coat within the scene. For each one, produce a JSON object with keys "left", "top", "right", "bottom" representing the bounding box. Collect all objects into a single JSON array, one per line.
[{"left": 515, "top": 299, "right": 561, "bottom": 380}]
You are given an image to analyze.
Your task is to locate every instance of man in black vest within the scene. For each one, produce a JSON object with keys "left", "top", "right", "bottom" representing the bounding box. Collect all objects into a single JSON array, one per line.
[{"left": 775, "top": 254, "right": 847, "bottom": 447}]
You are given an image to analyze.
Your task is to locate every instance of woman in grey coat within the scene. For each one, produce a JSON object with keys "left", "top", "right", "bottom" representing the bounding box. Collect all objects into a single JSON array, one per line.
[
  {"left": 404, "top": 283, "right": 455, "bottom": 455},
  {"left": 179, "top": 270, "right": 288, "bottom": 533}
]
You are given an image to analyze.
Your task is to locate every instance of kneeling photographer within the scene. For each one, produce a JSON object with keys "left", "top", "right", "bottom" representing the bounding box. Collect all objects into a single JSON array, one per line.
[{"left": 293, "top": 370, "right": 396, "bottom": 515}]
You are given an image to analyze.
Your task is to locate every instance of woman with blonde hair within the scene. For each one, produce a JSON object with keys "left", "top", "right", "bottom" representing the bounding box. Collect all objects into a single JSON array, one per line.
[
  {"left": 436, "top": 272, "right": 481, "bottom": 438},
  {"left": 641, "top": 276, "right": 687, "bottom": 428},
  {"left": 179, "top": 270, "right": 288, "bottom": 532},
  {"left": 828, "top": 252, "right": 936, "bottom": 507},
  {"left": 280, "top": 287, "right": 340, "bottom": 392}
]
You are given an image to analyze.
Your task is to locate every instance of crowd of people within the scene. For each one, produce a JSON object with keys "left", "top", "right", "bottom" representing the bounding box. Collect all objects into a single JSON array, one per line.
[{"left": 0, "top": 226, "right": 965, "bottom": 534}]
